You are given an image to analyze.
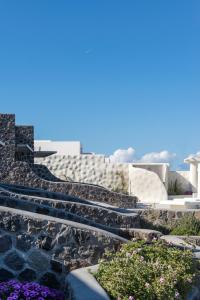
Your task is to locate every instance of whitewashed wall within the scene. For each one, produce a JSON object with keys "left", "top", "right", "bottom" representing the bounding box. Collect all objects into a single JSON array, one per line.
[
  {"left": 35, "top": 155, "right": 193, "bottom": 202},
  {"left": 168, "top": 171, "right": 191, "bottom": 193},
  {"left": 129, "top": 166, "right": 168, "bottom": 203},
  {"left": 35, "top": 155, "right": 129, "bottom": 192}
]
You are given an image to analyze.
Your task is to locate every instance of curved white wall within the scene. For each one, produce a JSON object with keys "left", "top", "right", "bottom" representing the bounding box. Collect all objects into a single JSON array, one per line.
[
  {"left": 129, "top": 166, "right": 168, "bottom": 203},
  {"left": 36, "top": 155, "right": 192, "bottom": 203}
]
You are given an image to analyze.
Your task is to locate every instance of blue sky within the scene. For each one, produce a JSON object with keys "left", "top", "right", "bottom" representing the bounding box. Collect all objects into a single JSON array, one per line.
[{"left": 0, "top": 1, "right": 199, "bottom": 168}]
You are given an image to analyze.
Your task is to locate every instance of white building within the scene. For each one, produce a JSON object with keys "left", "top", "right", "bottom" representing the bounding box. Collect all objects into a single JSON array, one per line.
[
  {"left": 34, "top": 140, "right": 82, "bottom": 156},
  {"left": 35, "top": 139, "right": 200, "bottom": 207}
]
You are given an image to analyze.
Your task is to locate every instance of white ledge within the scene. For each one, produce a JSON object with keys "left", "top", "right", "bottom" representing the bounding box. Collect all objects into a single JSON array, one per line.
[{"left": 66, "top": 265, "right": 110, "bottom": 300}]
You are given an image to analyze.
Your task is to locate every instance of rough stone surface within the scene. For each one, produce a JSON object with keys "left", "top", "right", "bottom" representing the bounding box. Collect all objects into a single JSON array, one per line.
[
  {"left": 0, "top": 268, "right": 14, "bottom": 281},
  {"left": 4, "top": 251, "right": 25, "bottom": 271},
  {"left": 18, "top": 268, "right": 37, "bottom": 281},
  {"left": 51, "top": 259, "right": 63, "bottom": 273},
  {"left": 40, "top": 272, "right": 60, "bottom": 289},
  {"left": 0, "top": 235, "right": 12, "bottom": 253},
  {"left": 0, "top": 207, "right": 125, "bottom": 290},
  {"left": 2, "top": 161, "right": 136, "bottom": 208},
  {"left": 138, "top": 209, "right": 200, "bottom": 233},
  {"left": 27, "top": 250, "right": 50, "bottom": 273},
  {"left": 16, "top": 233, "right": 34, "bottom": 252}
]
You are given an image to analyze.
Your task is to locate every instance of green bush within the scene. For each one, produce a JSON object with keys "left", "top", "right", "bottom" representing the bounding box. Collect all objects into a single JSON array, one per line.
[
  {"left": 171, "top": 215, "right": 200, "bottom": 236},
  {"left": 95, "top": 240, "right": 199, "bottom": 300}
]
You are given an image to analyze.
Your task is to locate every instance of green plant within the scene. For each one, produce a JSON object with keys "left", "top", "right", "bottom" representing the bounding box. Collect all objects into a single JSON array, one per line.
[
  {"left": 95, "top": 240, "right": 199, "bottom": 300},
  {"left": 168, "top": 179, "right": 183, "bottom": 195},
  {"left": 171, "top": 215, "right": 200, "bottom": 236}
]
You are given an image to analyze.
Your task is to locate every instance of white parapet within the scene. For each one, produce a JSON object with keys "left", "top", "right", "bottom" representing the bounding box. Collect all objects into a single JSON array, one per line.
[
  {"left": 158, "top": 198, "right": 200, "bottom": 209},
  {"left": 129, "top": 165, "right": 168, "bottom": 203}
]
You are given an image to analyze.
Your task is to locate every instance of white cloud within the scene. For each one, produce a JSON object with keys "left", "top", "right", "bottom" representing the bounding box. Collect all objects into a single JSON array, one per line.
[
  {"left": 139, "top": 150, "right": 176, "bottom": 163},
  {"left": 109, "top": 147, "right": 135, "bottom": 163},
  {"left": 109, "top": 148, "right": 176, "bottom": 164}
]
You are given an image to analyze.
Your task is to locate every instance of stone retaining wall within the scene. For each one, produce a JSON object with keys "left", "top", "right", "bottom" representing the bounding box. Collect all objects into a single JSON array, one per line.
[
  {"left": 138, "top": 209, "right": 200, "bottom": 232},
  {"left": 0, "top": 207, "right": 126, "bottom": 290},
  {"left": 0, "top": 162, "right": 136, "bottom": 208}
]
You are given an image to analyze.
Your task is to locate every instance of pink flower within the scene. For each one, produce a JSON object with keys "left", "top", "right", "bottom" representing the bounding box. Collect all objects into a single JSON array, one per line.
[
  {"left": 175, "top": 291, "right": 180, "bottom": 298},
  {"left": 128, "top": 296, "right": 135, "bottom": 300},
  {"left": 126, "top": 252, "right": 132, "bottom": 258},
  {"left": 145, "top": 282, "right": 150, "bottom": 288},
  {"left": 140, "top": 256, "right": 144, "bottom": 261},
  {"left": 159, "top": 277, "right": 164, "bottom": 283}
]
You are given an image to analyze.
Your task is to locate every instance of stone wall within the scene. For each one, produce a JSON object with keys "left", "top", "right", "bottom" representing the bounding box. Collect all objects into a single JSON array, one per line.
[
  {"left": 0, "top": 114, "right": 15, "bottom": 166},
  {"left": 0, "top": 161, "right": 136, "bottom": 208},
  {"left": 15, "top": 126, "right": 34, "bottom": 163},
  {"left": 0, "top": 185, "right": 139, "bottom": 231},
  {"left": 138, "top": 209, "right": 200, "bottom": 233},
  {"left": 35, "top": 155, "right": 129, "bottom": 193},
  {"left": 0, "top": 207, "right": 126, "bottom": 289},
  {"left": 0, "top": 114, "right": 136, "bottom": 208}
]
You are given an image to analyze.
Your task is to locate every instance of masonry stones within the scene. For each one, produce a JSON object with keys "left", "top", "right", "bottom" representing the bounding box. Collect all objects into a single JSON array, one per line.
[
  {"left": 27, "top": 250, "right": 50, "bottom": 273},
  {"left": 0, "top": 268, "right": 14, "bottom": 281},
  {"left": 18, "top": 268, "right": 37, "bottom": 281},
  {"left": 4, "top": 251, "right": 25, "bottom": 271},
  {"left": 0, "top": 235, "right": 12, "bottom": 252}
]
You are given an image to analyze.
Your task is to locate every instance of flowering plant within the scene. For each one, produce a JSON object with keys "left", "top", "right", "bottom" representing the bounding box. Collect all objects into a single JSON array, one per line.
[
  {"left": 0, "top": 280, "right": 64, "bottom": 300},
  {"left": 95, "top": 240, "right": 199, "bottom": 300}
]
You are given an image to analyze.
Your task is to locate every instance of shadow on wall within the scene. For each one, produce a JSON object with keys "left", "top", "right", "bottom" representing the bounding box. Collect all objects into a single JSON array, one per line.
[{"left": 168, "top": 171, "right": 192, "bottom": 195}]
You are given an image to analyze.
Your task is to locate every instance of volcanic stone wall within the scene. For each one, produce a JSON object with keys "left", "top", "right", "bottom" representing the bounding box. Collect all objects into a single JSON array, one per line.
[
  {"left": 1, "top": 161, "right": 136, "bottom": 208},
  {"left": 0, "top": 207, "right": 125, "bottom": 289},
  {"left": 0, "top": 114, "right": 15, "bottom": 165},
  {"left": 0, "top": 114, "right": 136, "bottom": 208},
  {"left": 15, "top": 126, "right": 34, "bottom": 163}
]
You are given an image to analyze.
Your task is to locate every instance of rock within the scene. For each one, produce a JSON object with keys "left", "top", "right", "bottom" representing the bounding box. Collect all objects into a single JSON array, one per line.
[
  {"left": 18, "top": 268, "right": 37, "bottom": 281},
  {"left": 0, "top": 268, "right": 14, "bottom": 281},
  {"left": 50, "top": 260, "right": 62, "bottom": 273},
  {"left": 4, "top": 251, "right": 25, "bottom": 271},
  {"left": 36, "top": 235, "right": 53, "bottom": 251},
  {"left": 27, "top": 250, "right": 49, "bottom": 272},
  {"left": 0, "top": 235, "right": 12, "bottom": 252},
  {"left": 16, "top": 233, "right": 34, "bottom": 252},
  {"left": 39, "top": 272, "right": 60, "bottom": 289}
]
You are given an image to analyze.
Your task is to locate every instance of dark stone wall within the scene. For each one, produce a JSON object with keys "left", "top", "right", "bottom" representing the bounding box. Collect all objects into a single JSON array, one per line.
[
  {"left": 1, "top": 161, "right": 137, "bottom": 208},
  {"left": 0, "top": 188, "right": 139, "bottom": 231},
  {"left": 0, "top": 114, "right": 15, "bottom": 164},
  {"left": 32, "top": 164, "right": 64, "bottom": 182},
  {"left": 138, "top": 209, "right": 200, "bottom": 233},
  {"left": 15, "top": 126, "right": 34, "bottom": 163},
  {"left": 0, "top": 208, "right": 125, "bottom": 289},
  {"left": 0, "top": 113, "right": 137, "bottom": 208}
]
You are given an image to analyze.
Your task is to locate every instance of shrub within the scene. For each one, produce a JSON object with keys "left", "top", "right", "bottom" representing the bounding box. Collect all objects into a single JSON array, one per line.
[
  {"left": 171, "top": 215, "right": 200, "bottom": 236},
  {"left": 95, "top": 240, "right": 199, "bottom": 300},
  {"left": 0, "top": 280, "right": 64, "bottom": 300}
]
